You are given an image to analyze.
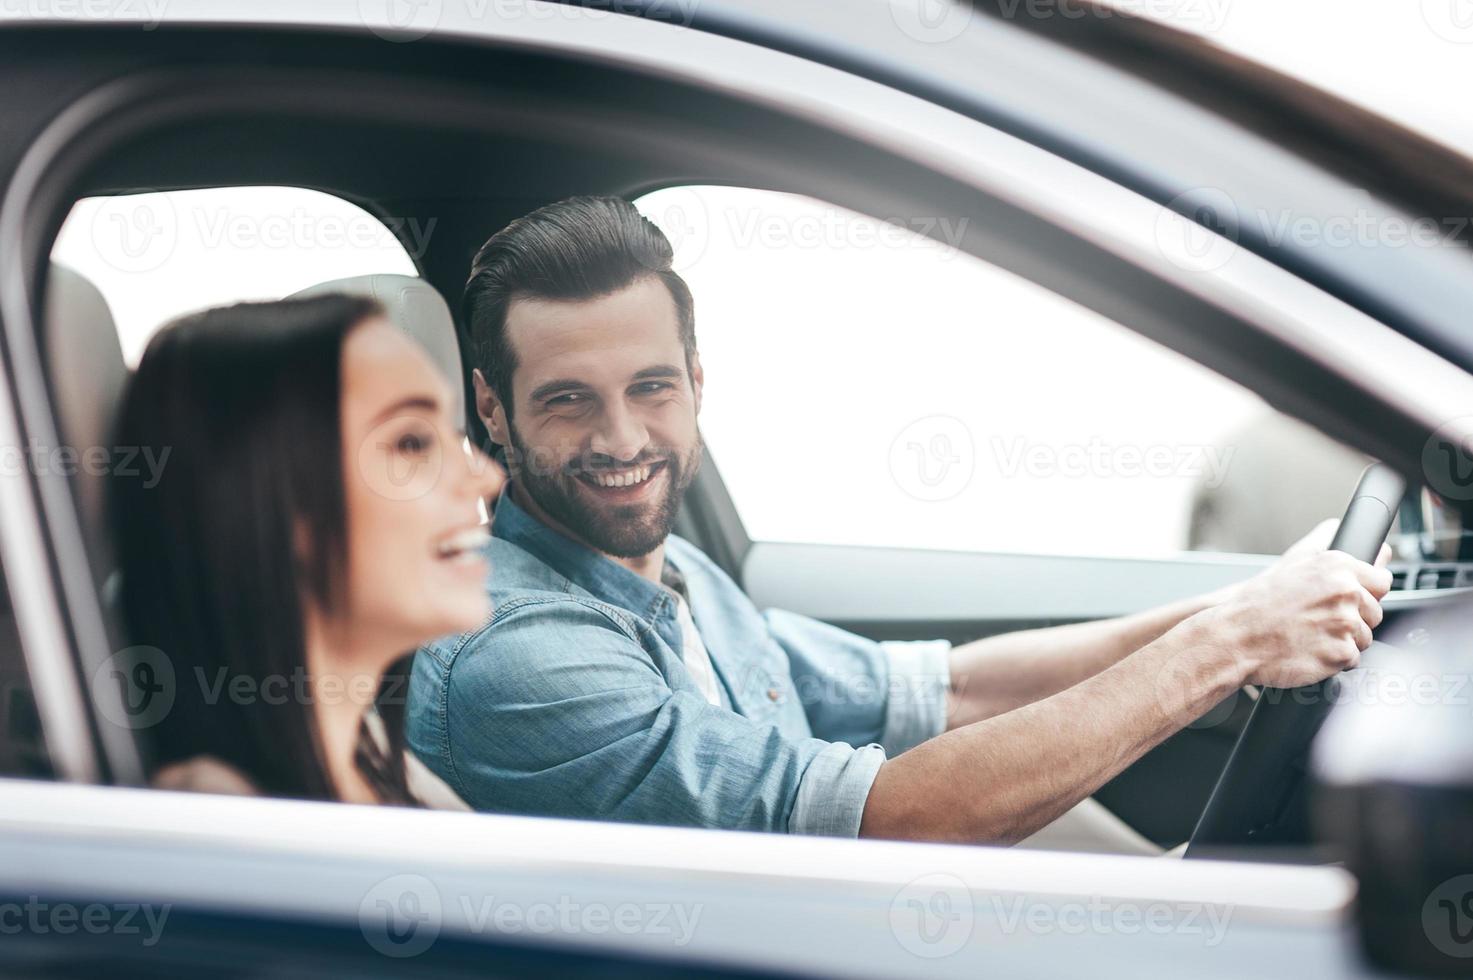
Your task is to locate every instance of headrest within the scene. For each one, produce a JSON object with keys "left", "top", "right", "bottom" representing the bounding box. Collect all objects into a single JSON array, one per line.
[
  {"left": 44, "top": 265, "right": 128, "bottom": 563},
  {"left": 290, "top": 274, "right": 464, "bottom": 421}
]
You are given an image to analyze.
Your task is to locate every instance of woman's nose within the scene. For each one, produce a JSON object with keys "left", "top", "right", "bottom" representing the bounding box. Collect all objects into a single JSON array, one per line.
[{"left": 464, "top": 442, "right": 506, "bottom": 503}]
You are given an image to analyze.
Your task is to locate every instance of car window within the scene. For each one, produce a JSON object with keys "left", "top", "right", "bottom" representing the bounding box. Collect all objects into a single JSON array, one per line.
[
  {"left": 51, "top": 186, "right": 420, "bottom": 365},
  {"left": 637, "top": 184, "right": 1364, "bottom": 559}
]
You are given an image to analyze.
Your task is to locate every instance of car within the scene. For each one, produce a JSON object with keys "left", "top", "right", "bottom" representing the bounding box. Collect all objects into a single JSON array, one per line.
[{"left": 0, "top": 1, "right": 1471, "bottom": 975}]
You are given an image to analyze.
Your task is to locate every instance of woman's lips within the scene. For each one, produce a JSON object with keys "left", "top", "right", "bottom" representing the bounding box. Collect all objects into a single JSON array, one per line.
[{"left": 435, "top": 525, "right": 490, "bottom": 564}]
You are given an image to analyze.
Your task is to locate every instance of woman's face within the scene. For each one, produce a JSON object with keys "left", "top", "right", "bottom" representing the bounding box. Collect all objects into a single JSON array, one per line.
[{"left": 335, "top": 318, "right": 505, "bottom": 655}]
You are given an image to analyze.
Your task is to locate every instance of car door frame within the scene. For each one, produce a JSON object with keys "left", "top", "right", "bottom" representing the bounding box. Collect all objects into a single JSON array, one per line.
[{"left": 0, "top": 6, "right": 1469, "bottom": 807}]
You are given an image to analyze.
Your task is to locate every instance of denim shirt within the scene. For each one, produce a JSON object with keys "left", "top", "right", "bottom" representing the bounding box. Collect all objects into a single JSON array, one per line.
[{"left": 407, "top": 489, "right": 951, "bottom": 837}]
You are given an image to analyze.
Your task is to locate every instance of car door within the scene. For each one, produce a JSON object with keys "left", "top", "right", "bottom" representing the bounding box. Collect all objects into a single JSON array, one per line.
[
  {"left": 615, "top": 1, "right": 1473, "bottom": 848},
  {"left": 4, "top": 1, "right": 1471, "bottom": 855}
]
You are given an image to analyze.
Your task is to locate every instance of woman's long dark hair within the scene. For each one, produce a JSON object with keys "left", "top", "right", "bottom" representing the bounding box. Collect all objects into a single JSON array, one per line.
[{"left": 112, "top": 294, "right": 413, "bottom": 803}]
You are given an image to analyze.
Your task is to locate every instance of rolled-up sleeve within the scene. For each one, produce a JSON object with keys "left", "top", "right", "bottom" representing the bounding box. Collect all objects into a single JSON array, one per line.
[
  {"left": 762, "top": 610, "right": 951, "bottom": 757},
  {"left": 877, "top": 639, "right": 953, "bottom": 754},
  {"left": 788, "top": 740, "right": 886, "bottom": 836},
  {"left": 409, "top": 596, "right": 882, "bottom": 837}
]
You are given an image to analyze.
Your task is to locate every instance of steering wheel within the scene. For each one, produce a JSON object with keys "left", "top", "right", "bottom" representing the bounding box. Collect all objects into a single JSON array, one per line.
[{"left": 1184, "top": 463, "right": 1406, "bottom": 857}]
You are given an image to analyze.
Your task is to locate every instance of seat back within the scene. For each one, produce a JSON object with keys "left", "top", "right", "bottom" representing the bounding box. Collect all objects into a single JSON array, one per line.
[{"left": 290, "top": 273, "right": 465, "bottom": 422}]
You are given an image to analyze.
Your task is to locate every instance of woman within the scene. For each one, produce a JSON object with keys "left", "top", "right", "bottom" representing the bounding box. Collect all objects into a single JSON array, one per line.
[{"left": 111, "top": 293, "right": 503, "bottom": 805}]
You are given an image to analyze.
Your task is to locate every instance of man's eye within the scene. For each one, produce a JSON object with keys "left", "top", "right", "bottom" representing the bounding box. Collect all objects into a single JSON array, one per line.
[
  {"left": 546, "top": 393, "right": 586, "bottom": 407},
  {"left": 632, "top": 382, "right": 672, "bottom": 395}
]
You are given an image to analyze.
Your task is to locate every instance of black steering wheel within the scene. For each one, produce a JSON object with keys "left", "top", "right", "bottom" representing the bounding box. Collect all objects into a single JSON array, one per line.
[{"left": 1184, "top": 463, "right": 1406, "bottom": 857}]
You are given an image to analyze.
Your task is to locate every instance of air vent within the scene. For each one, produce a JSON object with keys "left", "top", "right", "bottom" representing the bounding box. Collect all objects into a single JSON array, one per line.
[{"left": 1391, "top": 563, "right": 1472, "bottom": 591}]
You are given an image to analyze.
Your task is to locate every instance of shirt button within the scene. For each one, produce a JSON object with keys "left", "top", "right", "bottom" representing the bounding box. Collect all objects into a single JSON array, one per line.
[{"left": 766, "top": 688, "right": 781, "bottom": 702}]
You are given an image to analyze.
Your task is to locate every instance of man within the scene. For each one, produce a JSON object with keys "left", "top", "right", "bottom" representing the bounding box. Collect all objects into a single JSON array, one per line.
[{"left": 406, "top": 196, "right": 1389, "bottom": 842}]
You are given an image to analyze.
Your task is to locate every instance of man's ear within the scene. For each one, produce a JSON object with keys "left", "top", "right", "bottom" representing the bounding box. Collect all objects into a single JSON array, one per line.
[
  {"left": 689, "top": 351, "right": 704, "bottom": 416},
  {"left": 473, "top": 369, "right": 510, "bottom": 446}
]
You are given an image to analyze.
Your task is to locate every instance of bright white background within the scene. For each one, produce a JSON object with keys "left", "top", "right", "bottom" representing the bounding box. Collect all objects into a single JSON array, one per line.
[
  {"left": 48, "top": 180, "right": 1296, "bottom": 560},
  {"left": 61, "top": 0, "right": 1449, "bottom": 562},
  {"left": 1111, "top": 0, "right": 1473, "bottom": 160},
  {"left": 52, "top": 187, "right": 417, "bottom": 365},
  {"left": 638, "top": 185, "right": 1267, "bottom": 558}
]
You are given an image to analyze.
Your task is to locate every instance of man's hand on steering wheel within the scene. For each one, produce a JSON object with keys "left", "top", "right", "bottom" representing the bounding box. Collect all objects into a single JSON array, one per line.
[{"left": 1196, "top": 545, "right": 1393, "bottom": 690}]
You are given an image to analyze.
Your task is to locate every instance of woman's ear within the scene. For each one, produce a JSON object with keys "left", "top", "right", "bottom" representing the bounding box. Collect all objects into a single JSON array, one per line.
[{"left": 473, "top": 369, "right": 509, "bottom": 445}]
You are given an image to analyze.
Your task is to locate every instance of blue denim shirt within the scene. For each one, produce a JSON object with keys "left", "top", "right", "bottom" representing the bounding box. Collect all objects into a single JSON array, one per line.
[{"left": 407, "top": 489, "right": 951, "bottom": 836}]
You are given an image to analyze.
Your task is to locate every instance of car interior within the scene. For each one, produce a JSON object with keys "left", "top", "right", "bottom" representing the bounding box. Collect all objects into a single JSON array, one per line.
[{"left": 2, "top": 22, "right": 1471, "bottom": 872}]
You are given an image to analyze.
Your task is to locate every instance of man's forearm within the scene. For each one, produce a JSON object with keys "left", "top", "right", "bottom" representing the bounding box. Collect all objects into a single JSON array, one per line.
[
  {"left": 861, "top": 612, "right": 1247, "bottom": 844},
  {"left": 944, "top": 586, "right": 1233, "bottom": 729}
]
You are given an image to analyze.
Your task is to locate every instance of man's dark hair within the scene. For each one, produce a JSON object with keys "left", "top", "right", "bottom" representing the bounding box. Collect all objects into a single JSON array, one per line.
[{"left": 462, "top": 195, "right": 696, "bottom": 432}]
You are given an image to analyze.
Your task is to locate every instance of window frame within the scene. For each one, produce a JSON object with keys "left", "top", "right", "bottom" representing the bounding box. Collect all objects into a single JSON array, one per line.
[{"left": 0, "top": 20, "right": 1456, "bottom": 789}]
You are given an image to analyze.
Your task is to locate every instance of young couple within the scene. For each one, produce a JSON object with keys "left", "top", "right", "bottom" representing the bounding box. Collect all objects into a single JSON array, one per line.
[{"left": 122, "top": 196, "right": 1390, "bottom": 838}]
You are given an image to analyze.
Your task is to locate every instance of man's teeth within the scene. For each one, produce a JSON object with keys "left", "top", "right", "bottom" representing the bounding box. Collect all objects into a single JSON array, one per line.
[
  {"left": 437, "top": 526, "right": 490, "bottom": 561},
  {"left": 590, "top": 465, "right": 655, "bottom": 488}
]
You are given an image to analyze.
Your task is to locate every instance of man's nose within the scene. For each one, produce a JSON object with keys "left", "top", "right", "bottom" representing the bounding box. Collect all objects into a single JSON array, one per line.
[{"left": 589, "top": 403, "right": 648, "bottom": 462}]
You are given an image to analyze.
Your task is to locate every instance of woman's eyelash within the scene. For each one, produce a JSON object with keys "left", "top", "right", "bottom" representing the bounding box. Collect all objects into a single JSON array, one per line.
[{"left": 396, "top": 431, "right": 431, "bottom": 453}]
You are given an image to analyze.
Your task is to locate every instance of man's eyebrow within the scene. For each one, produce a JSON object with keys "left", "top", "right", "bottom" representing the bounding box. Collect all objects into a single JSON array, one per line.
[
  {"left": 528, "top": 379, "right": 593, "bottom": 403},
  {"left": 631, "top": 365, "right": 684, "bottom": 381},
  {"left": 371, "top": 395, "right": 439, "bottom": 426}
]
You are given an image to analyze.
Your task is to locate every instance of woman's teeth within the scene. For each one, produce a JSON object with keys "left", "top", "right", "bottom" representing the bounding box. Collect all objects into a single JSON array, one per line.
[
  {"left": 590, "top": 464, "right": 655, "bottom": 488},
  {"left": 437, "top": 526, "right": 491, "bottom": 563}
]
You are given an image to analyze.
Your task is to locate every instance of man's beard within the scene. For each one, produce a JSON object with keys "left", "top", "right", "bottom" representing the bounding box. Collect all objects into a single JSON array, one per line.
[{"left": 507, "top": 427, "right": 703, "bottom": 559}]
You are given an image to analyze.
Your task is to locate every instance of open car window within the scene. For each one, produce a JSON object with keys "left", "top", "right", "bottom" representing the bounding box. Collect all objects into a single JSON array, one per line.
[
  {"left": 51, "top": 186, "right": 419, "bottom": 365},
  {"left": 639, "top": 184, "right": 1368, "bottom": 560}
]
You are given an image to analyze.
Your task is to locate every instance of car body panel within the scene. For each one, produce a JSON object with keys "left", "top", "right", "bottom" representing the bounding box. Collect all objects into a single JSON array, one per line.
[{"left": 0, "top": 6, "right": 1463, "bottom": 974}]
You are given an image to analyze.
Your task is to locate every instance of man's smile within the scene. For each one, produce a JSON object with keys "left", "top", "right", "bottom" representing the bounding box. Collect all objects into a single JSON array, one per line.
[{"left": 573, "top": 459, "right": 668, "bottom": 500}]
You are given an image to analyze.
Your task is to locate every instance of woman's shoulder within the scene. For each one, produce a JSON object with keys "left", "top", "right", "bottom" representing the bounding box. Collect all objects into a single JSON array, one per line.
[
  {"left": 362, "top": 710, "right": 470, "bottom": 812},
  {"left": 151, "top": 756, "right": 260, "bottom": 796}
]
